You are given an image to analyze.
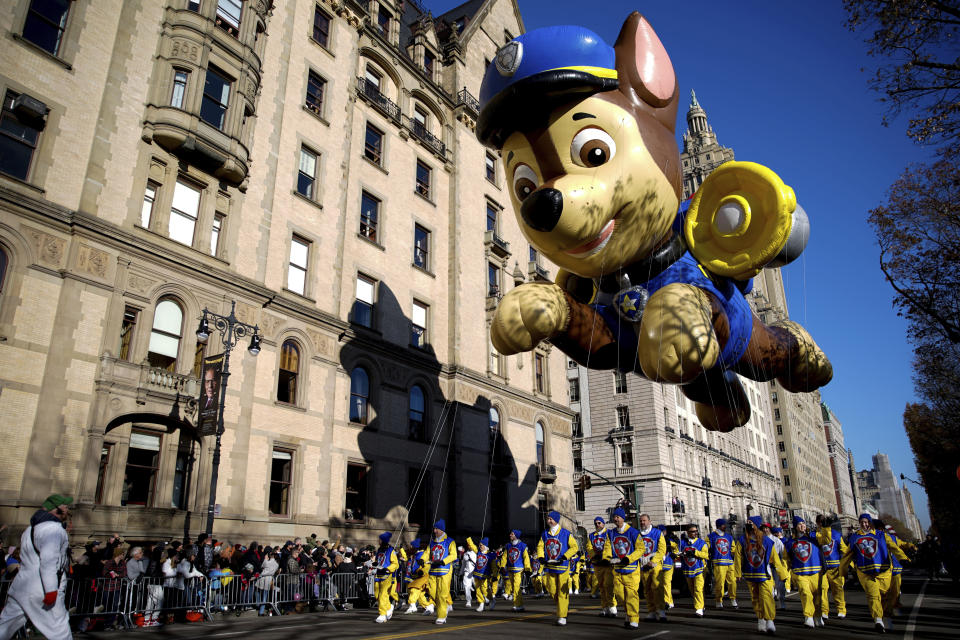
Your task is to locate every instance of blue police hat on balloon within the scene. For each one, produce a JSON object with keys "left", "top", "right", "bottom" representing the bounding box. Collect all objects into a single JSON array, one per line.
[{"left": 477, "top": 25, "right": 619, "bottom": 148}]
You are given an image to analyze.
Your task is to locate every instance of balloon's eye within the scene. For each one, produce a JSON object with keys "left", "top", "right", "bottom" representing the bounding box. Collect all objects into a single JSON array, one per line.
[
  {"left": 571, "top": 128, "right": 616, "bottom": 168},
  {"left": 513, "top": 164, "right": 540, "bottom": 201}
]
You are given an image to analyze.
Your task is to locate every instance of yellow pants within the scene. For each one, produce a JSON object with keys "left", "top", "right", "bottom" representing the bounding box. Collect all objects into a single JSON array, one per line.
[
  {"left": 427, "top": 573, "right": 453, "bottom": 619},
  {"left": 491, "top": 576, "right": 501, "bottom": 596},
  {"left": 641, "top": 567, "right": 663, "bottom": 613},
  {"left": 793, "top": 573, "right": 820, "bottom": 617},
  {"left": 472, "top": 576, "right": 490, "bottom": 603},
  {"left": 504, "top": 571, "right": 524, "bottom": 607},
  {"left": 595, "top": 566, "right": 616, "bottom": 610},
  {"left": 661, "top": 569, "right": 674, "bottom": 606},
  {"left": 375, "top": 577, "right": 394, "bottom": 616},
  {"left": 713, "top": 564, "right": 737, "bottom": 604},
  {"left": 819, "top": 567, "right": 846, "bottom": 615},
  {"left": 748, "top": 580, "right": 776, "bottom": 620},
  {"left": 881, "top": 572, "right": 902, "bottom": 617},
  {"left": 543, "top": 571, "right": 570, "bottom": 618},
  {"left": 613, "top": 570, "right": 641, "bottom": 623},
  {"left": 855, "top": 569, "right": 892, "bottom": 620},
  {"left": 570, "top": 571, "right": 580, "bottom": 593},
  {"left": 784, "top": 572, "right": 792, "bottom": 592},
  {"left": 532, "top": 575, "right": 544, "bottom": 595},
  {"left": 406, "top": 585, "right": 431, "bottom": 607},
  {"left": 685, "top": 573, "right": 704, "bottom": 610}
]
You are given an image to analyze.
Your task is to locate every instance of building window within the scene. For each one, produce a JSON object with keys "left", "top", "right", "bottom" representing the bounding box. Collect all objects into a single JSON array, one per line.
[
  {"left": 304, "top": 70, "right": 326, "bottom": 116},
  {"left": 619, "top": 442, "right": 633, "bottom": 467},
  {"left": 781, "top": 457, "right": 788, "bottom": 469},
  {"left": 364, "top": 66, "right": 382, "bottom": 91},
  {"left": 125, "top": 432, "right": 161, "bottom": 506},
  {"left": 572, "top": 413, "right": 582, "bottom": 438},
  {"left": 489, "top": 407, "right": 500, "bottom": 445},
  {"left": 297, "top": 146, "right": 318, "bottom": 199},
  {"left": 614, "top": 371, "right": 627, "bottom": 394},
  {"left": 575, "top": 488, "right": 585, "bottom": 511},
  {"left": 529, "top": 245, "right": 538, "bottom": 264},
  {"left": 168, "top": 180, "right": 201, "bottom": 246},
  {"left": 363, "top": 123, "right": 384, "bottom": 166},
  {"left": 488, "top": 337, "right": 502, "bottom": 376},
  {"left": 269, "top": 448, "right": 293, "bottom": 516},
  {"left": 413, "top": 105, "right": 428, "bottom": 128},
  {"left": 215, "top": 0, "right": 242, "bottom": 36},
  {"left": 170, "top": 70, "right": 188, "bottom": 109},
  {"left": 414, "top": 224, "right": 429, "bottom": 270},
  {"left": 415, "top": 160, "right": 431, "bottom": 199},
  {"left": 776, "top": 425, "right": 783, "bottom": 436},
  {"left": 0, "top": 91, "right": 41, "bottom": 181},
  {"left": 485, "top": 152, "right": 497, "bottom": 183},
  {"left": 487, "top": 262, "right": 500, "bottom": 297},
  {"left": 353, "top": 275, "right": 375, "bottom": 328},
  {"left": 569, "top": 378, "right": 580, "bottom": 402},
  {"left": 376, "top": 7, "right": 390, "bottom": 38},
  {"left": 786, "top": 492, "right": 793, "bottom": 502},
  {"left": 774, "top": 408, "right": 781, "bottom": 420},
  {"left": 778, "top": 441, "right": 785, "bottom": 452},
  {"left": 409, "top": 384, "right": 425, "bottom": 441},
  {"left": 22, "top": 0, "right": 71, "bottom": 56},
  {"left": 147, "top": 299, "right": 183, "bottom": 371},
  {"left": 424, "top": 49, "right": 435, "bottom": 78},
  {"left": 411, "top": 300, "right": 427, "bottom": 347},
  {"left": 200, "top": 66, "right": 231, "bottom": 130},
  {"left": 350, "top": 367, "right": 369, "bottom": 424},
  {"left": 95, "top": 444, "right": 113, "bottom": 505},
  {"left": 140, "top": 182, "right": 158, "bottom": 228},
  {"left": 616, "top": 405, "right": 630, "bottom": 430},
  {"left": 534, "top": 352, "right": 545, "bottom": 393},
  {"left": 312, "top": 6, "right": 331, "bottom": 47},
  {"left": 277, "top": 340, "right": 299, "bottom": 404},
  {"left": 287, "top": 236, "right": 309, "bottom": 295},
  {"left": 771, "top": 391, "right": 778, "bottom": 403},
  {"left": 188, "top": 1, "right": 201, "bottom": 12},
  {"left": 486, "top": 203, "right": 498, "bottom": 232},
  {"left": 573, "top": 448, "right": 582, "bottom": 473},
  {"left": 783, "top": 474, "right": 791, "bottom": 487},
  {"left": 118, "top": 306, "right": 139, "bottom": 361},
  {"left": 344, "top": 462, "right": 368, "bottom": 521},
  {"left": 210, "top": 213, "right": 223, "bottom": 256},
  {"left": 360, "top": 191, "right": 379, "bottom": 242},
  {"left": 535, "top": 421, "right": 545, "bottom": 466}
]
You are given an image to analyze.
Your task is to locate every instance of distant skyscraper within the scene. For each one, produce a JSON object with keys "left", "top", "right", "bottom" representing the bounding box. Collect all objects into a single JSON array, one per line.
[
  {"left": 857, "top": 453, "right": 923, "bottom": 539},
  {"left": 821, "top": 403, "right": 857, "bottom": 528}
]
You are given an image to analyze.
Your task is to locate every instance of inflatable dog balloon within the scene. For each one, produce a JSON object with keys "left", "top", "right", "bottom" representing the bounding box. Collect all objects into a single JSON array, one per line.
[{"left": 476, "top": 13, "right": 832, "bottom": 432}]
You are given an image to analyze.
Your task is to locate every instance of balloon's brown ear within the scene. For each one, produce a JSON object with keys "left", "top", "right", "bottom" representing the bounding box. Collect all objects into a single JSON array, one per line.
[{"left": 614, "top": 12, "right": 678, "bottom": 127}]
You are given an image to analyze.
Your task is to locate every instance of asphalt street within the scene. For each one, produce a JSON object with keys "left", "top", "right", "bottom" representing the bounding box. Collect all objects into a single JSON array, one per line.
[{"left": 81, "top": 573, "right": 956, "bottom": 640}]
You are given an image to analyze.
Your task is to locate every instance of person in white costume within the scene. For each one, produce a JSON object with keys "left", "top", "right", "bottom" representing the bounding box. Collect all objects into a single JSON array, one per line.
[
  {"left": 0, "top": 494, "right": 73, "bottom": 640},
  {"left": 459, "top": 545, "right": 477, "bottom": 608}
]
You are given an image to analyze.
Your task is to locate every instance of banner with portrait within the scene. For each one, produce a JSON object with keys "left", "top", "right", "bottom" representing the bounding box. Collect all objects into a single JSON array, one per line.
[{"left": 198, "top": 353, "right": 224, "bottom": 436}]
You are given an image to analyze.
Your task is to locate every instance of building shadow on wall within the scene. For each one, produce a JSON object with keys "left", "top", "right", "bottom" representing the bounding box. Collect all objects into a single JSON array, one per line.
[{"left": 329, "top": 282, "right": 538, "bottom": 547}]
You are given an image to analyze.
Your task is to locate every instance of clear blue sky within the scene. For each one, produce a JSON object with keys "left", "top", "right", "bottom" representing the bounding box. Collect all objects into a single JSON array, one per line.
[{"left": 431, "top": 0, "right": 934, "bottom": 528}]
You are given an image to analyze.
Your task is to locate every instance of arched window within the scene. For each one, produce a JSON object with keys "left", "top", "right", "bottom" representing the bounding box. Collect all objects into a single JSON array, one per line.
[
  {"left": 535, "top": 421, "right": 545, "bottom": 466},
  {"left": 489, "top": 406, "right": 500, "bottom": 455},
  {"left": 350, "top": 367, "right": 370, "bottom": 424},
  {"left": 409, "top": 384, "right": 425, "bottom": 440},
  {"left": 0, "top": 247, "right": 7, "bottom": 296},
  {"left": 147, "top": 298, "right": 183, "bottom": 371},
  {"left": 277, "top": 340, "right": 300, "bottom": 404}
]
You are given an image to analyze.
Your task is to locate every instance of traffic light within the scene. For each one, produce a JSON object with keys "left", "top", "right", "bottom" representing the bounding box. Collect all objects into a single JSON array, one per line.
[{"left": 577, "top": 475, "right": 592, "bottom": 491}]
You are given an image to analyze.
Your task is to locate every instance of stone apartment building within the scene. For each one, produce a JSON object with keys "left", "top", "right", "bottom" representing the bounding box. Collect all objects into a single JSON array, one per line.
[
  {"left": 821, "top": 402, "right": 857, "bottom": 528},
  {"left": 0, "top": 0, "right": 575, "bottom": 547}
]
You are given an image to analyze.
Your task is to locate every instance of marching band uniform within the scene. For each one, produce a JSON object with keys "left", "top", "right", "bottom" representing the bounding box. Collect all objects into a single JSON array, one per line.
[
  {"left": 373, "top": 533, "right": 399, "bottom": 623},
  {"left": 427, "top": 520, "right": 457, "bottom": 625},
  {"left": 536, "top": 510, "right": 580, "bottom": 625},
  {"left": 590, "top": 517, "right": 617, "bottom": 617},
  {"left": 467, "top": 537, "right": 498, "bottom": 612},
  {"left": 740, "top": 515, "right": 789, "bottom": 634},
  {"left": 708, "top": 518, "right": 739, "bottom": 608},
  {"left": 816, "top": 522, "right": 847, "bottom": 619},
  {"left": 530, "top": 556, "right": 545, "bottom": 597},
  {"left": 499, "top": 529, "right": 531, "bottom": 611},
  {"left": 838, "top": 513, "right": 908, "bottom": 633},
  {"left": 606, "top": 507, "right": 644, "bottom": 629},
  {"left": 637, "top": 517, "right": 667, "bottom": 622},
  {"left": 403, "top": 539, "right": 433, "bottom": 614},
  {"left": 769, "top": 526, "right": 788, "bottom": 610},
  {"left": 569, "top": 553, "right": 582, "bottom": 594},
  {"left": 680, "top": 529, "right": 709, "bottom": 616},
  {"left": 785, "top": 517, "right": 823, "bottom": 627},
  {"left": 883, "top": 526, "right": 904, "bottom": 618},
  {"left": 659, "top": 526, "right": 676, "bottom": 609}
]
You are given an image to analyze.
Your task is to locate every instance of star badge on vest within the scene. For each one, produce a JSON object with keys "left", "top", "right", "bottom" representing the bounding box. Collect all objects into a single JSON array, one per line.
[
  {"left": 856, "top": 536, "right": 877, "bottom": 558},
  {"left": 793, "top": 541, "right": 812, "bottom": 562},
  {"left": 613, "top": 535, "right": 630, "bottom": 558},
  {"left": 546, "top": 538, "right": 562, "bottom": 560},
  {"left": 495, "top": 41, "right": 523, "bottom": 77},
  {"left": 615, "top": 286, "right": 650, "bottom": 323}
]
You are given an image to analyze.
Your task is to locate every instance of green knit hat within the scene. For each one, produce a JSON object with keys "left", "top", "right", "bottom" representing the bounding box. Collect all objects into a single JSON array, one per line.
[{"left": 42, "top": 494, "right": 74, "bottom": 511}]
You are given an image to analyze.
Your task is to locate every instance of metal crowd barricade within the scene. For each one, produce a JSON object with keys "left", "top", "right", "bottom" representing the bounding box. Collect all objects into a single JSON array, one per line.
[
  {"left": 327, "top": 571, "right": 361, "bottom": 603},
  {"left": 274, "top": 573, "right": 318, "bottom": 612},
  {"left": 208, "top": 572, "right": 257, "bottom": 615},
  {"left": 126, "top": 576, "right": 209, "bottom": 625},
  {"left": 64, "top": 576, "right": 130, "bottom": 629}
]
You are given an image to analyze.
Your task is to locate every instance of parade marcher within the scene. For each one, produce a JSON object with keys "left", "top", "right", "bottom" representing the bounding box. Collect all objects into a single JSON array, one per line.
[
  {"left": 740, "top": 515, "right": 789, "bottom": 635},
  {"left": 427, "top": 520, "right": 457, "bottom": 625},
  {"left": 838, "top": 513, "right": 909, "bottom": 634},
  {"left": 403, "top": 539, "right": 433, "bottom": 614},
  {"left": 529, "top": 555, "right": 545, "bottom": 597},
  {"left": 373, "top": 532, "right": 399, "bottom": 624},
  {"left": 637, "top": 513, "right": 667, "bottom": 622},
  {"left": 499, "top": 529, "right": 531, "bottom": 612},
  {"left": 815, "top": 514, "right": 847, "bottom": 619},
  {"left": 765, "top": 524, "right": 788, "bottom": 610},
  {"left": 0, "top": 495, "right": 73, "bottom": 640},
  {"left": 589, "top": 516, "right": 617, "bottom": 617},
  {"left": 460, "top": 544, "right": 477, "bottom": 608},
  {"left": 680, "top": 523, "right": 709, "bottom": 617},
  {"left": 569, "top": 551, "right": 582, "bottom": 594},
  {"left": 879, "top": 523, "right": 904, "bottom": 617},
  {"left": 708, "top": 518, "right": 739, "bottom": 609},
  {"left": 467, "top": 537, "right": 498, "bottom": 612},
  {"left": 659, "top": 525, "right": 676, "bottom": 610},
  {"left": 785, "top": 517, "right": 824, "bottom": 628},
  {"left": 536, "top": 511, "right": 579, "bottom": 626},
  {"left": 606, "top": 507, "right": 643, "bottom": 629}
]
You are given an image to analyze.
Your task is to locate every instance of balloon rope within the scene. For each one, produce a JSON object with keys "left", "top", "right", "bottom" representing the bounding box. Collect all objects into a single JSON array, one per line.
[{"left": 432, "top": 401, "right": 459, "bottom": 527}]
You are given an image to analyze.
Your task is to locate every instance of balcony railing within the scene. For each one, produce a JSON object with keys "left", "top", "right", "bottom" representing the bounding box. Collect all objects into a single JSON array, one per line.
[
  {"left": 356, "top": 77, "right": 400, "bottom": 123},
  {"left": 484, "top": 229, "right": 511, "bottom": 258},
  {"left": 528, "top": 261, "right": 550, "bottom": 281},
  {"left": 457, "top": 87, "right": 480, "bottom": 117},
  {"left": 139, "top": 365, "right": 199, "bottom": 397},
  {"left": 615, "top": 466, "right": 634, "bottom": 477},
  {"left": 406, "top": 117, "right": 446, "bottom": 158},
  {"left": 537, "top": 464, "right": 557, "bottom": 483}
]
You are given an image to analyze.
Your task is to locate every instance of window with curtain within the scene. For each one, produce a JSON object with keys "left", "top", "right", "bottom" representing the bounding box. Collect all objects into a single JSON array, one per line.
[
  {"left": 147, "top": 299, "right": 183, "bottom": 371},
  {"left": 350, "top": 367, "right": 369, "bottom": 424},
  {"left": 277, "top": 340, "right": 299, "bottom": 404},
  {"left": 535, "top": 421, "right": 545, "bottom": 466}
]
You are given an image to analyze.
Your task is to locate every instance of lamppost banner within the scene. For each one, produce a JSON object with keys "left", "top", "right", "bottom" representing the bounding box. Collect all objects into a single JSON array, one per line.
[{"left": 198, "top": 353, "right": 224, "bottom": 436}]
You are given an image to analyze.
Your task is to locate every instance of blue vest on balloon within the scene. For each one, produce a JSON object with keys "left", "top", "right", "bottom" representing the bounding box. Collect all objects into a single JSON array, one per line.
[
  {"left": 607, "top": 526, "right": 641, "bottom": 574},
  {"left": 708, "top": 531, "right": 736, "bottom": 566},
  {"left": 820, "top": 529, "right": 843, "bottom": 568},
  {"left": 374, "top": 546, "right": 397, "bottom": 583},
  {"left": 541, "top": 528, "right": 573, "bottom": 574},
  {"left": 504, "top": 541, "right": 528, "bottom": 573},
  {"left": 740, "top": 535, "right": 776, "bottom": 582},
  {"left": 473, "top": 550, "right": 496, "bottom": 579},
  {"left": 786, "top": 535, "right": 821, "bottom": 576},
  {"left": 681, "top": 537, "right": 707, "bottom": 577},
  {"left": 848, "top": 529, "right": 889, "bottom": 575},
  {"left": 428, "top": 536, "right": 455, "bottom": 576}
]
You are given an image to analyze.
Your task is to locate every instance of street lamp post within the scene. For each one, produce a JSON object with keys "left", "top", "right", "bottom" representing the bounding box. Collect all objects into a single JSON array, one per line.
[
  {"left": 702, "top": 475, "right": 712, "bottom": 531},
  {"left": 196, "top": 300, "right": 261, "bottom": 536}
]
